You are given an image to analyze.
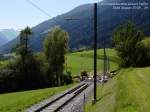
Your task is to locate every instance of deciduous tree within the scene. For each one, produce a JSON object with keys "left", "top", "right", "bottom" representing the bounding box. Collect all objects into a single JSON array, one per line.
[
  {"left": 113, "top": 22, "right": 144, "bottom": 67},
  {"left": 44, "top": 26, "right": 69, "bottom": 86}
]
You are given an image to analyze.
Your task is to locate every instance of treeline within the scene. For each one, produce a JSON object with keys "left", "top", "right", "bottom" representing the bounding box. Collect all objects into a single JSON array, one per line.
[
  {"left": 0, "top": 26, "right": 73, "bottom": 93},
  {"left": 113, "top": 21, "right": 150, "bottom": 67}
]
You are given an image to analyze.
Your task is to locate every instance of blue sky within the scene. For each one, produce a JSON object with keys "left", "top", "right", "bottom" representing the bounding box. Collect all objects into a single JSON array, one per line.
[{"left": 0, "top": 0, "right": 100, "bottom": 30}]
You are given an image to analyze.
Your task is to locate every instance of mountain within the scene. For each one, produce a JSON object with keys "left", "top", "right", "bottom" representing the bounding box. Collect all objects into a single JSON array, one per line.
[
  {"left": 0, "top": 33, "right": 8, "bottom": 47},
  {"left": 0, "top": 29, "right": 19, "bottom": 41},
  {"left": 0, "top": 0, "right": 150, "bottom": 53}
]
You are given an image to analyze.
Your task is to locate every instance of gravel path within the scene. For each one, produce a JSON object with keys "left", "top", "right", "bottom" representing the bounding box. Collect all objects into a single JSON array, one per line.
[
  {"left": 58, "top": 83, "right": 94, "bottom": 112},
  {"left": 41, "top": 94, "right": 73, "bottom": 112}
]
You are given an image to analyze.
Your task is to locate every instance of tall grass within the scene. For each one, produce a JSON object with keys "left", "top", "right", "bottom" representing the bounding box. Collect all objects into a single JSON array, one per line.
[{"left": 85, "top": 67, "right": 150, "bottom": 112}]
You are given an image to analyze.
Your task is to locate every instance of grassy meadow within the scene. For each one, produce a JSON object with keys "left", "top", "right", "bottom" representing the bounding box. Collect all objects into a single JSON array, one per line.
[
  {"left": 0, "top": 49, "right": 118, "bottom": 76},
  {"left": 0, "top": 83, "right": 75, "bottom": 112},
  {"left": 0, "top": 49, "right": 118, "bottom": 111},
  {"left": 85, "top": 67, "right": 150, "bottom": 112},
  {"left": 66, "top": 49, "right": 118, "bottom": 76}
]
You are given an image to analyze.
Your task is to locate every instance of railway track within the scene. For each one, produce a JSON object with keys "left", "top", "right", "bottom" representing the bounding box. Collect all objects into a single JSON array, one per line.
[{"left": 26, "top": 82, "right": 91, "bottom": 112}]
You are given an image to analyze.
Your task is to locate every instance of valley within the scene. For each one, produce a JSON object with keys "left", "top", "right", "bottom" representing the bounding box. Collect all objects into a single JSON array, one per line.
[{"left": 0, "top": 0, "right": 150, "bottom": 112}]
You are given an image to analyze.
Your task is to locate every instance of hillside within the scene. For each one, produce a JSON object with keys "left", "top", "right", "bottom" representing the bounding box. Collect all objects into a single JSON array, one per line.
[
  {"left": 0, "top": 84, "right": 75, "bottom": 112},
  {"left": 0, "top": 33, "right": 8, "bottom": 47},
  {"left": 85, "top": 67, "right": 150, "bottom": 112},
  {"left": 0, "top": 0, "right": 150, "bottom": 53},
  {"left": 66, "top": 49, "right": 118, "bottom": 75},
  {"left": 0, "top": 49, "right": 118, "bottom": 75},
  {"left": 0, "top": 49, "right": 118, "bottom": 111},
  {"left": 0, "top": 29, "right": 19, "bottom": 41}
]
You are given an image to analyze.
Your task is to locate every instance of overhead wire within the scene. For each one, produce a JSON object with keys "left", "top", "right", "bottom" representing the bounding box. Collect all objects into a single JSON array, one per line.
[
  {"left": 26, "top": 0, "right": 95, "bottom": 74},
  {"left": 26, "top": 0, "right": 52, "bottom": 18},
  {"left": 26, "top": 0, "right": 67, "bottom": 28}
]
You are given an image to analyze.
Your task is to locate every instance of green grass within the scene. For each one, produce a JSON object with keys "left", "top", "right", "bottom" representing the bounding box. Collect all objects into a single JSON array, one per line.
[
  {"left": 0, "top": 49, "right": 118, "bottom": 111},
  {"left": 0, "top": 49, "right": 118, "bottom": 75},
  {"left": 0, "top": 60, "right": 9, "bottom": 69},
  {"left": 66, "top": 49, "right": 118, "bottom": 76},
  {"left": 85, "top": 67, "right": 150, "bottom": 112},
  {"left": 0, "top": 84, "right": 75, "bottom": 112},
  {"left": 74, "top": 48, "right": 118, "bottom": 62}
]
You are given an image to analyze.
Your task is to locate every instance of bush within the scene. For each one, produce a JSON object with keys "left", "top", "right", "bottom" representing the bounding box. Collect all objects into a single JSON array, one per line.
[
  {"left": 113, "top": 22, "right": 147, "bottom": 67},
  {"left": 0, "top": 54, "right": 48, "bottom": 93},
  {"left": 0, "top": 69, "right": 16, "bottom": 93},
  {"left": 80, "top": 71, "right": 88, "bottom": 81},
  {"left": 62, "top": 71, "right": 73, "bottom": 85},
  {"left": 136, "top": 38, "right": 150, "bottom": 66}
]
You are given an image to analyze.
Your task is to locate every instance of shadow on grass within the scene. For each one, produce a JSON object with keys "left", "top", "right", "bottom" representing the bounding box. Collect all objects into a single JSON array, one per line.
[
  {"left": 92, "top": 91, "right": 112, "bottom": 105},
  {"left": 98, "top": 91, "right": 112, "bottom": 101}
]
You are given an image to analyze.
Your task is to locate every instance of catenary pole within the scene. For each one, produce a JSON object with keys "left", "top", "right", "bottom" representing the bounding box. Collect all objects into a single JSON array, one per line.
[{"left": 93, "top": 3, "right": 97, "bottom": 102}]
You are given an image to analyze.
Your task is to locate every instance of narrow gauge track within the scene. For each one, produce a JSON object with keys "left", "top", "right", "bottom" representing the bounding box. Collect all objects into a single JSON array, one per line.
[{"left": 26, "top": 82, "right": 90, "bottom": 112}]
